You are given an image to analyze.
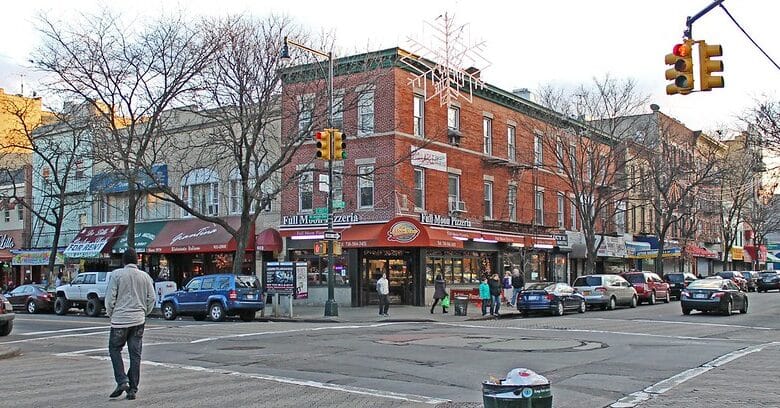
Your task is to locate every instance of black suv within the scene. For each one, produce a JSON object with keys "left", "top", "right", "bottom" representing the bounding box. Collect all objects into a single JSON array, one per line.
[
  {"left": 757, "top": 271, "right": 780, "bottom": 292},
  {"left": 663, "top": 272, "right": 698, "bottom": 300}
]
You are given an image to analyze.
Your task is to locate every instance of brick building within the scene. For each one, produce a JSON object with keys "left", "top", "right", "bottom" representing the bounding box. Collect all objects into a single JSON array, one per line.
[{"left": 280, "top": 48, "right": 596, "bottom": 307}]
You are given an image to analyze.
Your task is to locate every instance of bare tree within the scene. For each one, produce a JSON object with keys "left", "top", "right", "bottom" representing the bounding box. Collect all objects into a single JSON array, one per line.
[
  {"left": 32, "top": 9, "right": 220, "bottom": 249},
  {"left": 534, "top": 75, "right": 649, "bottom": 274},
  {"left": 746, "top": 98, "right": 780, "bottom": 154},
  {"left": 744, "top": 192, "right": 780, "bottom": 270},
  {"left": 718, "top": 142, "right": 760, "bottom": 269}
]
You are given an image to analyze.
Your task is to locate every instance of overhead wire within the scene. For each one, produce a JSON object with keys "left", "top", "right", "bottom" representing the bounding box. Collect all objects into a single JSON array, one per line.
[{"left": 719, "top": 4, "right": 780, "bottom": 71}]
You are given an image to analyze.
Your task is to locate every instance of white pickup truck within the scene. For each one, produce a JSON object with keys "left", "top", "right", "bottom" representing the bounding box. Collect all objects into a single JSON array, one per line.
[{"left": 54, "top": 271, "right": 113, "bottom": 317}]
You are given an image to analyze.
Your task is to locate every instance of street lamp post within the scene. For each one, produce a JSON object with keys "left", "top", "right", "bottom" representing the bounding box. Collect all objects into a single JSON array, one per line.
[{"left": 281, "top": 37, "right": 339, "bottom": 317}]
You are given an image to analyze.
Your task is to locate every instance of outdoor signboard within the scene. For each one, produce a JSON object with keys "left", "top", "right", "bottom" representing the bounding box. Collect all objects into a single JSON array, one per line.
[{"left": 264, "top": 261, "right": 308, "bottom": 299}]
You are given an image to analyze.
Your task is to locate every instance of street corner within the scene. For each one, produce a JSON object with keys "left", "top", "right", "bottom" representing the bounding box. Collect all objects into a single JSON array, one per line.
[{"left": 0, "top": 345, "right": 22, "bottom": 360}]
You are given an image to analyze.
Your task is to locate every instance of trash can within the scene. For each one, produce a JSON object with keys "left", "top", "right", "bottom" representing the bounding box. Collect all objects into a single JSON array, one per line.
[
  {"left": 482, "top": 368, "right": 552, "bottom": 408},
  {"left": 454, "top": 296, "right": 469, "bottom": 316}
]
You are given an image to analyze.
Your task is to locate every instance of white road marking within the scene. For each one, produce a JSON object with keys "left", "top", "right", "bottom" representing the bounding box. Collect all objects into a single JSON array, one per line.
[
  {"left": 56, "top": 353, "right": 450, "bottom": 404},
  {"left": 610, "top": 341, "right": 780, "bottom": 407},
  {"left": 189, "top": 322, "right": 408, "bottom": 344},
  {"left": 0, "top": 326, "right": 165, "bottom": 345},
  {"left": 567, "top": 316, "right": 775, "bottom": 331},
  {"left": 22, "top": 326, "right": 109, "bottom": 336}
]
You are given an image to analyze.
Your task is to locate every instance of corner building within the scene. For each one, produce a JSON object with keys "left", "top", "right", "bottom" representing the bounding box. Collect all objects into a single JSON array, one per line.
[{"left": 280, "top": 48, "right": 586, "bottom": 307}]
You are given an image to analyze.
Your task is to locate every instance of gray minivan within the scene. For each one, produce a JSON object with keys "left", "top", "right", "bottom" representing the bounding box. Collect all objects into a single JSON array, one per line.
[{"left": 572, "top": 274, "right": 638, "bottom": 310}]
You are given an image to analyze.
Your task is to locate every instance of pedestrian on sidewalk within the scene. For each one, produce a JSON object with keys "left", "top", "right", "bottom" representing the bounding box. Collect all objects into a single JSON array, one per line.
[
  {"left": 502, "top": 271, "right": 512, "bottom": 305},
  {"left": 510, "top": 268, "right": 525, "bottom": 306},
  {"left": 431, "top": 274, "right": 448, "bottom": 314},
  {"left": 377, "top": 272, "right": 390, "bottom": 317},
  {"left": 105, "top": 248, "right": 156, "bottom": 401},
  {"left": 488, "top": 273, "right": 502, "bottom": 316},
  {"left": 479, "top": 277, "right": 491, "bottom": 316}
]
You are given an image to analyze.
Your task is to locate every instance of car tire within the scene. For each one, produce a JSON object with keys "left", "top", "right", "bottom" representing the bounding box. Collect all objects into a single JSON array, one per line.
[
  {"left": 240, "top": 311, "right": 256, "bottom": 322},
  {"left": 161, "top": 302, "right": 177, "bottom": 321},
  {"left": 86, "top": 298, "right": 102, "bottom": 317},
  {"left": 209, "top": 302, "right": 226, "bottom": 322},
  {"left": 723, "top": 299, "right": 733, "bottom": 316},
  {"left": 54, "top": 297, "right": 69, "bottom": 315},
  {"left": 578, "top": 300, "right": 586, "bottom": 313},
  {"left": 600, "top": 304, "right": 608, "bottom": 311},
  {"left": 552, "top": 302, "right": 564, "bottom": 316},
  {"left": 740, "top": 299, "right": 748, "bottom": 314},
  {"left": 0, "top": 320, "right": 12, "bottom": 336},
  {"left": 27, "top": 300, "right": 38, "bottom": 314},
  {"left": 629, "top": 295, "right": 638, "bottom": 308},
  {"left": 663, "top": 291, "right": 670, "bottom": 303},
  {"left": 649, "top": 291, "right": 657, "bottom": 305},
  {"left": 682, "top": 307, "right": 691, "bottom": 315},
  {"left": 193, "top": 313, "right": 207, "bottom": 321},
  {"left": 607, "top": 297, "right": 616, "bottom": 311}
]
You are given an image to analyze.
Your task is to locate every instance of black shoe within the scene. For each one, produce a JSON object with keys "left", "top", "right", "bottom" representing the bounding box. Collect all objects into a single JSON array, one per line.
[
  {"left": 126, "top": 391, "right": 136, "bottom": 400},
  {"left": 443, "top": 310, "right": 448, "bottom": 313},
  {"left": 110, "top": 383, "right": 129, "bottom": 398},
  {"left": 430, "top": 309, "right": 434, "bottom": 314}
]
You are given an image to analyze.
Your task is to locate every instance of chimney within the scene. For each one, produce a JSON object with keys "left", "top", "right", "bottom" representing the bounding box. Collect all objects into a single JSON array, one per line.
[{"left": 512, "top": 88, "right": 532, "bottom": 101}]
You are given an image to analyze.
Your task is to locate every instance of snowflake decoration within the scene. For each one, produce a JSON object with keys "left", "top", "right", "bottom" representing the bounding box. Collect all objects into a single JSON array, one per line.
[{"left": 400, "top": 13, "right": 491, "bottom": 106}]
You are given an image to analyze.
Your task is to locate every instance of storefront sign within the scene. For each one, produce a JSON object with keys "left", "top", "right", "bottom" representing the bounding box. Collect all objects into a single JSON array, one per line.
[
  {"left": 11, "top": 249, "right": 66, "bottom": 266},
  {"left": 0, "top": 234, "right": 14, "bottom": 250},
  {"left": 386, "top": 221, "right": 420, "bottom": 243},
  {"left": 264, "top": 261, "right": 308, "bottom": 298},
  {"left": 419, "top": 213, "right": 472, "bottom": 228},
  {"left": 553, "top": 234, "right": 568, "bottom": 247},
  {"left": 410, "top": 147, "right": 447, "bottom": 171},
  {"left": 596, "top": 235, "right": 627, "bottom": 258},
  {"left": 281, "top": 213, "right": 360, "bottom": 226},
  {"left": 170, "top": 226, "right": 219, "bottom": 245},
  {"left": 64, "top": 225, "right": 126, "bottom": 258}
]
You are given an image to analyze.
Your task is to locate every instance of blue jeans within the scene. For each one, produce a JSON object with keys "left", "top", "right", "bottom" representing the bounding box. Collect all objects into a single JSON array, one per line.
[
  {"left": 511, "top": 288, "right": 524, "bottom": 306},
  {"left": 491, "top": 295, "right": 501, "bottom": 315},
  {"left": 481, "top": 298, "right": 491, "bottom": 315},
  {"left": 109, "top": 324, "right": 145, "bottom": 392}
]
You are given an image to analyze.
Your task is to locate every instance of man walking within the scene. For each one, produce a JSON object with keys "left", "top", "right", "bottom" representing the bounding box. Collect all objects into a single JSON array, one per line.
[
  {"left": 377, "top": 272, "right": 390, "bottom": 317},
  {"left": 510, "top": 268, "right": 525, "bottom": 306},
  {"left": 105, "top": 248, "right": 156, "bottom": 400}
]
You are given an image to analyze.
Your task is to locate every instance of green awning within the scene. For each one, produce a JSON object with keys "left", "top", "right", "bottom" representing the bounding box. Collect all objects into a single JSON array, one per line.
[
  {"left": 112, "top": 221, "right": 168, "bottom": 254},
  {"left": 767, "top": 252, "right": 780, "bottom": 264}
]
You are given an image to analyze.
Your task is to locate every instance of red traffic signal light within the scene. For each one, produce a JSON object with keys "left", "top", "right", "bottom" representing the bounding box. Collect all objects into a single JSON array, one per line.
[
  {"left": 314, "top": 130, "right": 331, "bottom": 160},
  {"left": 665, "top": 40, "right": 694, "bottom": 95}
]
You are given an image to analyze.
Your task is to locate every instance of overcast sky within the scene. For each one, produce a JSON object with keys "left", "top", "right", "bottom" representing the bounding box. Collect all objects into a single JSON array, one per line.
[{"left": 1, "top": 0, "right": 778, "bottom": 134}]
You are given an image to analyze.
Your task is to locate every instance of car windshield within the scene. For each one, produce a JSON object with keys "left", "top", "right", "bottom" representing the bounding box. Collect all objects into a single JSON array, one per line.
[
  {"left": 665, "top": 274, "right": 684, "bottom": 283},
  {"left": 688, "top": 279, "right": 723, "bottom": 289},
  {"left": 573, "top": 276, "right": 601, "bottom": 287},
  {"left": 526, "top": 282, "right": 555, "bottom": 291},
  {"left": 742, "top": 272, "right": 753, "bottom": 279},
  {"left": 236, "top": 275, "right": 258, "bottom": 288},
  {"left": 760, "top": 272, "right": 777, "bottom": 278},
  {"left": 623, "top": 274, "right": 645, "bottom": 284}
]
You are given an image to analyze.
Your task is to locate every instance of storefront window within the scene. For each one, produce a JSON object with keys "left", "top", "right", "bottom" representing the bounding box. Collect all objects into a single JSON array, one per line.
[
  {"left": 426, "top": 251, "right": 489, "bottom": 285},
  {"left": 288, "top": 249, "right": 349, "bottom": 286}
]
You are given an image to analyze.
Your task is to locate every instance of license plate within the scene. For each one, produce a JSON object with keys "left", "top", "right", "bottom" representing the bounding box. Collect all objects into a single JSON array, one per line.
[
  {"left": 246, "top": 294, "right": 255, "bottom": 300},
  {"left": 694, "top": 293, "right": 707, "bottom": 299},
  {"left": 526, "top": 295, "right": 539, "bottom": 301},
  {"left": 582, "top": 291, "right": 590, "bottom": 296}
]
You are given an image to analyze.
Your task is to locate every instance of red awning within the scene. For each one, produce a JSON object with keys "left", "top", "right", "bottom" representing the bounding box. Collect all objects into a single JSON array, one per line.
[
  {"left": 744, "top": 245, "right": 767, "bottom": 263},
  {"left": 341, "top": 224, "right": 385, "bottom": 248},
  {"left": 525, "top": 236, "right": 557, "bottom": 248},
  {"left": 256, "top": 228, "right": 283, "bottom": 252},
  {"left": 64, "top": 225, "right": 127, "bottom": 258},
  {"left": 685, "top": 244, "right": 719, "bottom": 259},
  {"left": 147, "top": 217, "right": 253, "bottom": 254}
]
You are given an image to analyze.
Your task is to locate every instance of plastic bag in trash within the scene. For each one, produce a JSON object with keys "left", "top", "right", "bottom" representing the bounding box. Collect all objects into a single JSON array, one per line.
[{"left": 501, "top": 368, "right": 548, "bottom": 386}]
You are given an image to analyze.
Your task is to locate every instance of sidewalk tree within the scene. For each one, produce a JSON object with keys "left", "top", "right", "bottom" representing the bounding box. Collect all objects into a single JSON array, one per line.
[{"left": 743, "top": 190, "right": 780, "bottom": 270}]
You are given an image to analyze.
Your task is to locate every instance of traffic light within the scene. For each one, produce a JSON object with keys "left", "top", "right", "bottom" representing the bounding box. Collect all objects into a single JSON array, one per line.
[
  {"left": 698, "top": 40, "right": 724, "bottom": 91},
  {"left": 665, "top": 40, "right": 694, "bottom": 95},
  {"left": 314, "top": 240, "right": 328, "bottom": 255},
  {"left": 332, "top": 129, "right": 346, "bottom": 160},
  {"left": 314, "top": 130, "right": 331, "bottom": 160}
]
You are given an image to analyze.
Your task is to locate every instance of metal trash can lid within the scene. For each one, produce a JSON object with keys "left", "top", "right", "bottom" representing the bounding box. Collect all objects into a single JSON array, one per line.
[
  {"left": 501, "top": 368, "right": 548, "bottom": 386},
  {"left": 455, "top": 296, "right": 469, "bottom": 300}
]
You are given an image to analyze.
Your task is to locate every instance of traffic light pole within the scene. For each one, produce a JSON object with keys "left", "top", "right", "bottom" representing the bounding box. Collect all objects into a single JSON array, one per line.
[{"left": 682, "top": 0, "right": 725, "bottom": 39}]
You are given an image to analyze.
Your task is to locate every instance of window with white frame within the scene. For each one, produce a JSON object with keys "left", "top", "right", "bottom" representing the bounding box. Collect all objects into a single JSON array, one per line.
[
  {"left": 448, "top": 105, "right": 460, "bottom": 130},
  {"left": 333, "top": 162, "right": 343, "bottom": 203},
  {"left": 556, "top": 140, "right": 564, "bottom": 172},
  {"left": 569, "top": 143, "right": 577, "bottom": 171},
  {"left": 299, "top": 170, "right": 313, "bottom": 212},
  {"left": 413, "top": 167, "right": 424, "bottom": 209},
  {"left": 98, "top": 196, "right": 108, "bottom": 223},
  {"left": 357, "top": 90, "right": 375, "bottom": 136},
  {"left": 181, "top": 168, "right": 219, "bottom": 217},
  {"left": 535, "top": 190, "right": 544, "bottom": 225},
  {"left": 413, "top": 94, "right": 424, "bottom": 137},
  {"left": 107, "top": 194, "right": 129, "bottom": 222},
  {"left": 297, "top": 94, "right": 314, "bottom": 135},
  {"left": 484, "top": 181, "right": 493, "bottom": 219},
  {"left": 508, "top": 185, "right": 517, "bottom": 222},
  {"left": 570, "top": 199, "right": 577, "bottom": 230},
  {"left": 507, "top": 125, "right": 516, "bottom": 161},
  {"left": 4, "top": 209, "right": 9, "bottom": 223},
  {"left": 229, "top": 179, "right": 242, "bottom": 214},
  {"left": 615, "top": 201, "right": 626, "bottom": 234},
  {"left": 358, "top": 165, "right": 374, "bottom": 208},
  {"left": 16, "top": 204, "right": 23, "bottom": 221},
  {"left": 332, "top": 89, "right": 344, "bottom": 130},
  {"left": 557, "top": 193, "right": 565, "bottom": 228},
  {"left": 483, "top": 117, "right": 492, "bottom": 155},
  {"left": 534, "top": 133, "right": 543, "bottom": 165},
  {"left": 448, "top": 174, "right": 460, "bottom": 202},
  {"left": 143, "top": 194, "right": 170, "bottom": 220}
]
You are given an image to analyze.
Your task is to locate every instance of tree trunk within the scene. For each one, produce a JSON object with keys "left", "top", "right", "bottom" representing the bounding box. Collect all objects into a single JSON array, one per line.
[
  {"left": 231, "top": 216, "right": 251, "bottom": 275},
  {"left": 126, "top": 185, "right": 137, "bottom": 250},
  {"left": 47, "top": 220, "right": 63, "bottom": 286},
  {"left": 655, "top": 238, "right": 666, "bottom": 276}
]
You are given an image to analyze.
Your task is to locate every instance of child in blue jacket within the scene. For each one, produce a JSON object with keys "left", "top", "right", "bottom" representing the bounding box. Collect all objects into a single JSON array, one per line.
[{"left": 479, "top": 277, "right": 491, "bottom": 316}]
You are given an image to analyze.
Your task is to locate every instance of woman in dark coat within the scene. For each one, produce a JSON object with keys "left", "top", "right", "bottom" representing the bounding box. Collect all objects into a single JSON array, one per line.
[{"left": 430, "top": 274, "right": 448, "bottom": 314}]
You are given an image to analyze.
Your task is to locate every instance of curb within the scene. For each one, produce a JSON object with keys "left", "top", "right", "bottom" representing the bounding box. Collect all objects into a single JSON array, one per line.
[
  {"left": 0, "top": 346, "right": 21, "bottom": 360},
  {"left": 255, "top": 317, "right": 438, "bottom": 324}
]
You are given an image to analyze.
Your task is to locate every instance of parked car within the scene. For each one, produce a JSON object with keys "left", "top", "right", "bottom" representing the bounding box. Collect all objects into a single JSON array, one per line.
[
  {"left": 716, "top": 271, "right": 748, "bottom": 292},
  {"left": 663, "top": 272, "right": 698, "bottom": 300},
  {"left": 54, "top": 271, "right": 113, "bottom": 317},
  {"left": 0, "top": 293, "right": 13, "bottom": 336},
  {"left": 4, "top": 284, "right": 55, "bottom": 314},
  {"left": 572, "top": 274, "right": 638, "bottom": 310},
  {"left": 681, "top": 277, "right": 747, "bottom": 315},
  {"left": 517, "top": 282, "right": 586, "bottom": 316},
  {"left": 740, "top": 271, "right": 759, "bottom": 292},
  {"left": 161, "top": 274, "right": 264, "bottom": 322},
  {"left": 757, "top": 271, "right": 780, "bottom": 292},
  {"left": 621, "top": 271, "right": 671, "bottom": 304}
]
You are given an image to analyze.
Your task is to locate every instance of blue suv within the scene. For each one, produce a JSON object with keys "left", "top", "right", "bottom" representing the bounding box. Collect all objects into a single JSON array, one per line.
[{"left": 161, "top": 274, "right": 264, "bottom": 322}]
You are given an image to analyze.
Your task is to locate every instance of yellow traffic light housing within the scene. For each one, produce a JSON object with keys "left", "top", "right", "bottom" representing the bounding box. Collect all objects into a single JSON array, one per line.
[
  {"left": 332, "top": 129, "right": 346, "bottom": 160},
  {"left": 314, "top": 130, "right": 331, "bottom": 160},
  {"left": 665, "top": 40, "right": 695, "bottom": 95},
  {"left": 698, "top": 40, "right": 724, "bottom": 91}
]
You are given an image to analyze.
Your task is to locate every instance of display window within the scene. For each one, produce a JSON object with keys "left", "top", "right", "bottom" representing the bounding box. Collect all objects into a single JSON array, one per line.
[{"left": 289, "top": 249, "right": 349, "bottom": 286}]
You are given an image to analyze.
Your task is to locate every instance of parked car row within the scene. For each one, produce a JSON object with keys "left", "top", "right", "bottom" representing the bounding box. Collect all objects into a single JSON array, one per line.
[{"left": 680, "top": 277, "right": 748, "bottom": 315}]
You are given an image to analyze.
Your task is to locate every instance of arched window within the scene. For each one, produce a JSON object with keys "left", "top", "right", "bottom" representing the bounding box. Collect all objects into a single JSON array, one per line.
[
  {"left": 181, "top": 168, "right": 219, "bottom": 217},
  {"left": 228, "top": 164, "right": 271, "bottom": 214}
]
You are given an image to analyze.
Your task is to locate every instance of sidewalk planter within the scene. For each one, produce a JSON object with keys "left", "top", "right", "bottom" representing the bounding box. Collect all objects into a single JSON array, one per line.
[
  {"left": 454, "top": 296, "right": 469, "bottom": 316},
  {"left": 482, "top": 369, "right": 552, "bottom": 408}
]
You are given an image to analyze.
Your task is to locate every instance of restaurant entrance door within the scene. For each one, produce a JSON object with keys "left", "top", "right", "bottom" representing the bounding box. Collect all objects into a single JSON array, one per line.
[{"left": 360, "top": 249, "right": 415, "bottom": 306}]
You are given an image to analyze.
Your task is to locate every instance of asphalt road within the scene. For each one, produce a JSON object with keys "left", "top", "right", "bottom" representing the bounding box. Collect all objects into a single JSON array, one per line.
[{"left": 3, "top": 291, "right": 780, "bottom": 408}]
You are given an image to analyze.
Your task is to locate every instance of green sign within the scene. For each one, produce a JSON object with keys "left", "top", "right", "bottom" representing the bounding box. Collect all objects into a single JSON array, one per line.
[
  {"left": 314, "top": 207, "right": 328, "bottom": 215},
  {"left": 333, "top": 200, "right": 345, "bottom": 209},
  {"left": 308, "top": 214, "right": 328, "bottom": 221}
]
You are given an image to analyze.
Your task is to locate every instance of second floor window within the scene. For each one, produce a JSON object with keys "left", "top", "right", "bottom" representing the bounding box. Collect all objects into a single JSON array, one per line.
[
  {"left": 448, "top": 174, "right": 460, "bottom": 202},
  {"left": 571, "top": 199, "right": 578, "bottom": 231},
  {"left": 557, "top": 193, "right": 565, "bottom": 228},
  {"left": 484, "top": 182, "right": 493, "bottom": 219},
  {"left": 534, "top": 134, "right": 543, "bottom": 166},
  {"left": 98, "top": 196, "right": 108, "bottom": 223},
  {"left": 358, "top": 165, "right": 374, "bottom": 208},
  {"left": 556, "top": 140, "right": 564, "bottom": 172},
  {"left": 413, "top": 168, "right": 424, "bottom": 209},
  {"left": 507, "top": 125, "right": 516, "bottom": 161},
  {"left": 483, "top": 117, "right": 492, "bottom": 156},
  {"left": 413, "top": 94, "right": 424, "bottom": 137},
  {"left": 448, "top": 105, "right": 460, "bottom": 130},
  {"left": 182, "top": 182, "right": 219, "bottom": 216},
  {"left": 358, "top": 90, "right": 375, "bottom": 136},
  {"left": 17, "top": 205, "right": 23, "bottom": 221},
  {"left": 535, "top": 190, "right": 544, "bottom": 225},
  {"left": 143, "top": 194, "right": 170, "bottom": 220},
  {"left": 229, "top": 179, "right": 242, "bottom": 214},
  {"left": 332, "top": 90, "right": 344, "bottom": 130},
  {"left": 299, "top": 171, "right": 313, "bottom": 212},
  {"left": 508, "top": 185, "right": 517, "bottom": 222}
]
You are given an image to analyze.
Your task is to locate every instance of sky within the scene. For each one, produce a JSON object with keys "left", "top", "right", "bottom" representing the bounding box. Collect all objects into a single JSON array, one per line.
[{"left": 1, "top": 0, "right": 778, "bottom": 135}]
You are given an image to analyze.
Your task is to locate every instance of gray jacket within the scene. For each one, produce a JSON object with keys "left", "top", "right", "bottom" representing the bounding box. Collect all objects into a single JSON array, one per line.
[{"left": 105, "top": 264, "right": 156, "bottom": 328}]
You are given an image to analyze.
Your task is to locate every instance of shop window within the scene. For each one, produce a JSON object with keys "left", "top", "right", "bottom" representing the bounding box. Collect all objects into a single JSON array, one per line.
[{"left": 289, "top": 250, "right": 349, "bottom": 287}]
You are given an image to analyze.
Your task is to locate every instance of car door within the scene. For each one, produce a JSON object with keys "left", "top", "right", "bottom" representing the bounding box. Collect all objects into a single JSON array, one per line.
[
  {"left": 7, "top": 286, "right": 27, "bottom": 309},
  {"left": 179, "top": 278, "right": 202, "bottom": 312},
  {"left": 196, "top": 277, "right": 216, "bottom": 310},
  {"left": 69, "top": 274, "right": 86, "bottom": 299},
  {"left": 82, "top": 273, "right": 97, "bottom": 299},
  {"left": 560, "top": 284, "right": 577, "bottom": 309},
  {"left": 727, "top": 280, "right": 745, "bottom": 309},
  {"left": 651, "top": 273, "right": 668, "bottom": 298}
]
